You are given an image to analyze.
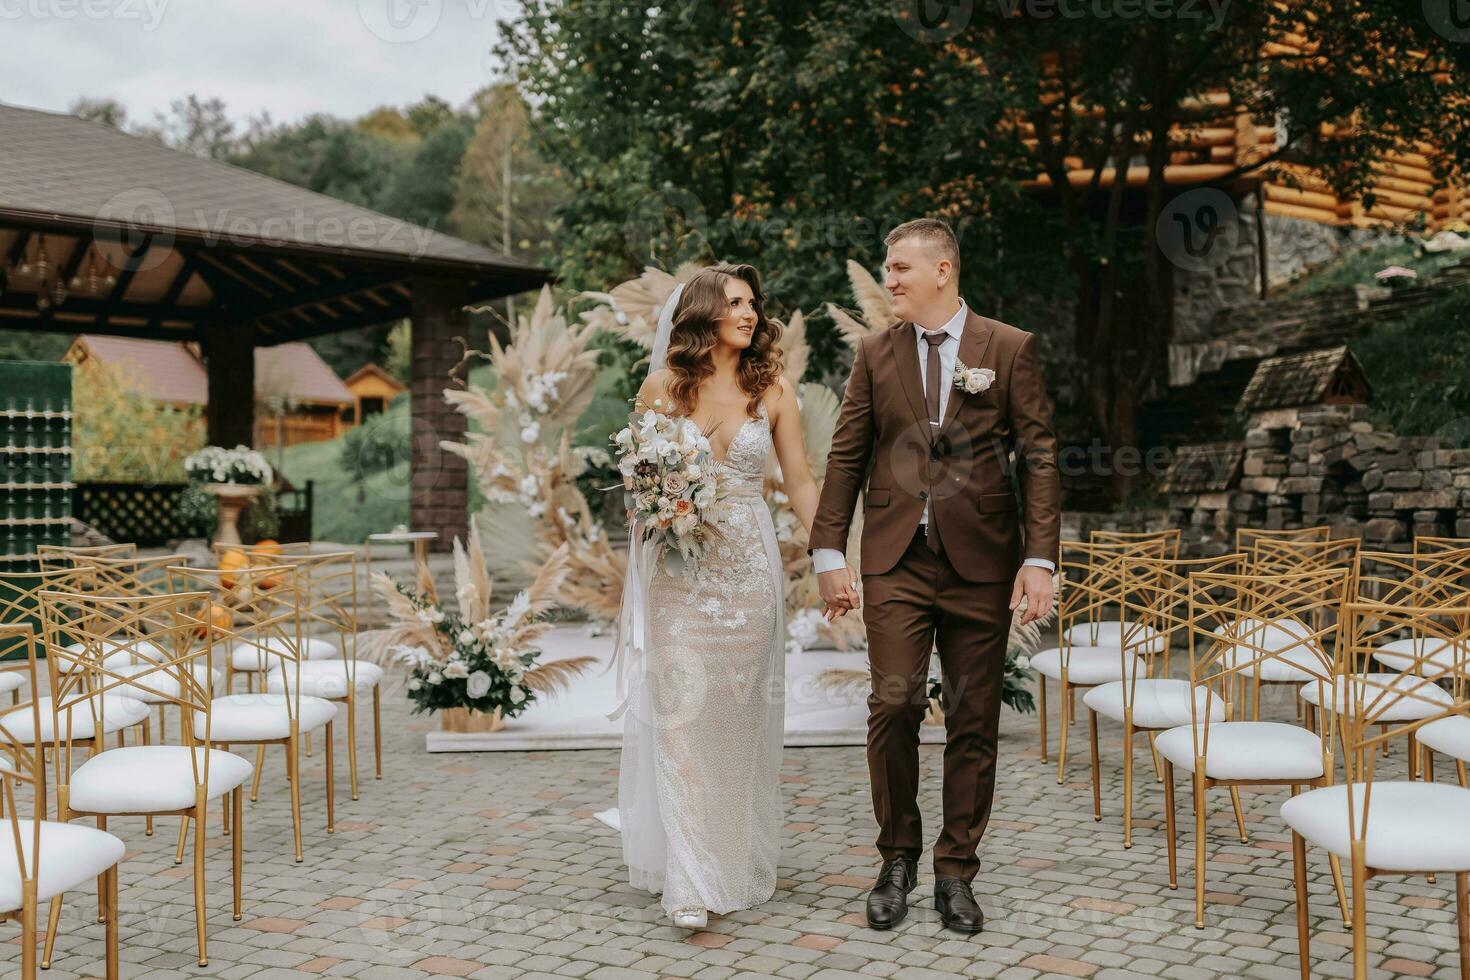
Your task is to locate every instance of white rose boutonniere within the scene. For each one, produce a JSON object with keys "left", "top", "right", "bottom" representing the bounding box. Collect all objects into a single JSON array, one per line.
[{"left": 953, "top": 360, "right": 996, "bottom": 396}]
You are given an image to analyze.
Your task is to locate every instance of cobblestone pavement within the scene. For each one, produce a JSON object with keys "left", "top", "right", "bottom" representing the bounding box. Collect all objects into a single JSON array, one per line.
[{"left": 8, "top": 670, "right": 1467, "bottom": 979}]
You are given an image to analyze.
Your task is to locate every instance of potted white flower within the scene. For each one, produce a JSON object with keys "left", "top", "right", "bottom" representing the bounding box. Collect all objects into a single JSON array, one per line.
[{"left": 184, "top": 445, "right": 274, "bottom": 546}]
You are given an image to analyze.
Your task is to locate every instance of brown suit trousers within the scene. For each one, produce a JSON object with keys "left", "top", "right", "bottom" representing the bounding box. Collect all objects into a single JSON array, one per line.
[{"left": 865, "top": 524, "right": 1012, "bottom": 882}]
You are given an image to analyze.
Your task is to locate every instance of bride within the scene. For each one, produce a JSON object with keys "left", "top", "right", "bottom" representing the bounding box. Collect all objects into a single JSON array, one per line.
[{"left": 612, "top": 263, "right": 859, "bottom": 929}]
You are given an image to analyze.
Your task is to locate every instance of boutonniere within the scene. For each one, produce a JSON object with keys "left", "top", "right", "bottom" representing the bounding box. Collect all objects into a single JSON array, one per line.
[{"left": 953, "top": 360, "right": 995, "bottom": 395}]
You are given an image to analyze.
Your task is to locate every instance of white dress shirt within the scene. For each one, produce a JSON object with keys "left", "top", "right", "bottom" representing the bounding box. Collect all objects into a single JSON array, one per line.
[{"left": 812, "top": 300, "right": 1055, "bottom": 576}]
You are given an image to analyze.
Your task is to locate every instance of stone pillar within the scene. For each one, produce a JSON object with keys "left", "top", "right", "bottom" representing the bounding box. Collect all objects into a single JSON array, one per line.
[
  {"left": 202, "top": 322, "right": 255, "bottom": 448},
  {"left": 409, "top": 277, "right": 470, "bottom": 552}
]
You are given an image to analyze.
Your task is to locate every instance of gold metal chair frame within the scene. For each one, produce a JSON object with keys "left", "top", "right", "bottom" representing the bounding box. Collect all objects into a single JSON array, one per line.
[
  {"left": 35, "top": 589, "right": 233, "bottom": 968},
  {"left": 0, "top": 624, "right": 120, "bottom": 980},
  {"left": 1289, "top": 599, "right": 1470, "bottom": 980},
  {"left": 1174, "top": 566, "right": 1351, "bottom": 929},
  {"left": 1042, "top": 536, "right": 1173, "bottom": 785},
  {"left": 1080, "top": 552, "right": 1242, "bottom": 849},
  {"left": 167, "top": 563, "right": 335, "bottom": 865},
  {"left": 216, "top": 543, "right": 378, "bottom": 799}
]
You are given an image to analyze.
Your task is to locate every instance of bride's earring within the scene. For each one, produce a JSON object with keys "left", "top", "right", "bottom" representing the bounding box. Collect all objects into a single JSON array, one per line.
[{"left": 671, "top": 906, "right": 708, "bottom": 929}]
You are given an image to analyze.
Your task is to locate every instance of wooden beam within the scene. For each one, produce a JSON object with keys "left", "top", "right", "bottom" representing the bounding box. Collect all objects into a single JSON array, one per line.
[
  {"left": 5, "top": 230, "right": 31, "bottom": 268},
  {"left": 0, "top": 292, "right": 207, "bottom": 324},
  {"left": 146, "top": 254, "right": 201, "bottom": 331}
]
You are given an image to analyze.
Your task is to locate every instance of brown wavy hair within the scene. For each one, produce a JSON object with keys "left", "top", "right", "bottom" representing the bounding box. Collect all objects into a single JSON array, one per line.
[{"left": 662, "top": 263, "right": 785, "bottom": 419}]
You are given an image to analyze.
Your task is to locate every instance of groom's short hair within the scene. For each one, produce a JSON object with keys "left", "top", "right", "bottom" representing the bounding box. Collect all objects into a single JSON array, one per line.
[{"left": 886, "top": 219, "right": 961, "bottom": 276}]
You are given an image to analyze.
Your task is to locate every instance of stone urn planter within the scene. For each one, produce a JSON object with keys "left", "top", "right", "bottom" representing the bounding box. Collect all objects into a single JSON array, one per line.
[
  {"left": 204, "top": 482, "right": 261, "bottom": 547},
  {"left": 439, "top": 706, "right": 507, "bottom": 733}
]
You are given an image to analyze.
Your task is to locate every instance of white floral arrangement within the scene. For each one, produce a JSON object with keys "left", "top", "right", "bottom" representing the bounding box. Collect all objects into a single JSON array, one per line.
[
  {"left": 184, "top": 444, "right": 273, "bottom": 485},
  {"left": 614, "top": 399, "right": 724, "bottom": 578},
  {"left": 367, "top": 519, "right": 593, "bottom": 722},
  {"left": 953, "top": 360, "right": 996, "bottom": 396}
]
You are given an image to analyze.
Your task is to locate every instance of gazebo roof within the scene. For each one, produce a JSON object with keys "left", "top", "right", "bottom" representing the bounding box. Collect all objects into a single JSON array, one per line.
[{"left": 0, "top": 102, "right": 549, "bottom": 345}]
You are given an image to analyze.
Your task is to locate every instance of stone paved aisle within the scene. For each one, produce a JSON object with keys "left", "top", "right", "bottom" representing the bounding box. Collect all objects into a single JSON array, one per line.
[{"left": 6, "top": 673, "right": 1465, "bottom": 979}]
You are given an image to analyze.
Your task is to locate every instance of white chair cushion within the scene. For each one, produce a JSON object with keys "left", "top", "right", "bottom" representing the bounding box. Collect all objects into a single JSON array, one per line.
[
  {"left": 1083, "top": 679, "right": 1226, "bottom": 729},
  {"left": 229, "top": 636, "right": 338, "bottom": 672},
  {"left": 0, "top": 820, "right": 126, "bottom": 912},
  {"left": 1280, "top": 782, "right": 1470, "bottom": 871},
  {"left": 1298, "top": 673, "right": 1454, "bottom": 722},
  {"left": 0, "top": 671, "right": 25, "bottom": 695},
  {"left": 1370, "top": 637, "right": 1463, "bottom": 674},
  {"left": 1418, "top": 715, "right": 1470, "bottom": 763},
  {"left": 1062, "top": 620, "right": 1166, "bottom": 654},
  {"left": 197, "top": 693, "right": 337, "bottom": 741},
  {"left": 1031, "top": 645, "right": 1146, "bottom": 685},
  {"left": 112, "top": 663, "right": 221, "bottom": 703},
  {"left": 266, "top": 660, "right": 384, "bottom": 699},
  {"left": 1155, "top": 721, "right": 1325, "bottom": 780},
  {"left": 0, "top": 696, "right": 149, "bottom": 743},
  {"left": 1214, "top": 619, "right": 1330, "bottom": 682},
  {"left": 68, "top": 745, "right": 252, "bottom": 813}
]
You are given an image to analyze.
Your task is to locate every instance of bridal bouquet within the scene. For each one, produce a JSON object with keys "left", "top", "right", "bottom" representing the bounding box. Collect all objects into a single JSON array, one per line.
[{"left": 613, "top": 399, "right": 723, "bottom": 577}]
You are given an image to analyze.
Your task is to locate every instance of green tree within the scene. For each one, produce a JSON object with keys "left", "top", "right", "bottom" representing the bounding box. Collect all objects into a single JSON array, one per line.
[{"left": 499, "top": 0, "right": 1039, "bottom": 375}]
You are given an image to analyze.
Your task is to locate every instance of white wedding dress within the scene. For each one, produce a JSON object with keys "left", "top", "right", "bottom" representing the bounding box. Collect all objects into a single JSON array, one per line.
[{"left": 613, "top": 401, "right": 787, "bottom": 915}]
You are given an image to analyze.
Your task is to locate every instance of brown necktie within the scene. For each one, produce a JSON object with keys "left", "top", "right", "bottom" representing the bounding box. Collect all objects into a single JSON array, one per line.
[{"left": 922, "top": 329, "right": 946, "bottom": 552}]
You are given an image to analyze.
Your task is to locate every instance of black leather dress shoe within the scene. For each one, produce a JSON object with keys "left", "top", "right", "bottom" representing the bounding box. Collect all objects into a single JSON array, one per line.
[
  {"left": 934, "top": 878, "right": 984, "bottom": 934},
  {"left": 865, "top": 858, "right": 918, "bottom": 929}
]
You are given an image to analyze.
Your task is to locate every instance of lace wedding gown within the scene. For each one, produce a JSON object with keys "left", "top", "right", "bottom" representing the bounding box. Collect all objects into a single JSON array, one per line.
[{"left": 616, "top": 401, "right": 787, "bottom": 915}]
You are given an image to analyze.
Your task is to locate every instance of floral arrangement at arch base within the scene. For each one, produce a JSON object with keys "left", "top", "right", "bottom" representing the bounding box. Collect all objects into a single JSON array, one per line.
[{"left": 363, "top": 516, "right": 595, "bottom": 731}]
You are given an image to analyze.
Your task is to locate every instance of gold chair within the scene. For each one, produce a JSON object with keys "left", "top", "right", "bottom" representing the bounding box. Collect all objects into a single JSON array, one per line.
[
  {"left": 1283, "top": 597, "right": 1470, "bottom": 980},
  {"left": 221, "top": 543, "right": 380, "bottom": 798},
  {"left": 0, "top": 624, "right": 124, "bottom": 980},
  {"left": 1079, "top": 553, "right": 1242, "bottom": 848},
  {"left": 0, "top": 569, "right": 149, "bottom": 768},
  {"left": 1033, "top": 538, "right": 1171, "bottom": 783},
  {"left": 171, "top": 562, "right": 338, "bottom": 863},
  {"left": 37, "top": 588, "right": 249, "bottom": 968},
  {"left": 1163, "top": 566, "right": 1350, "bottom": 928}
]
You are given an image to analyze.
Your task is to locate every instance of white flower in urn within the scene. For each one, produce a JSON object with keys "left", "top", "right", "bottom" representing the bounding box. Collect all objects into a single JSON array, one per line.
[
  {"left": 509, "top": 686, "right": 527, "bottom": 704},
  {"left": 953, "top": 359, "right": 995, "bottom": 396},
  {"left": 443, "top": 659, "right": 470, "bottom": 680},
  {"left": 466, "top": 670, "right": 492, "bottom": 699}
]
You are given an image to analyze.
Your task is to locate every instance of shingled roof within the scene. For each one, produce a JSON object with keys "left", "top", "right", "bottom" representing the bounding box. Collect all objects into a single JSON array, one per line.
[
  {"left": 0, "top": 102, "right": 538, "bottom": 272},
  {"left": 1236, "top": 345, "right": 1372, "bottom": 414},
  {"left": 1160, "top": 441, "right": 1245, "bottom": 494}
]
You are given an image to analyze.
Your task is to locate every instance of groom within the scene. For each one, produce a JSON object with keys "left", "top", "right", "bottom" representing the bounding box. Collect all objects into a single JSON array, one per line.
[{"left": 809, "top": 218, "right": 1061, "bottom": 934}]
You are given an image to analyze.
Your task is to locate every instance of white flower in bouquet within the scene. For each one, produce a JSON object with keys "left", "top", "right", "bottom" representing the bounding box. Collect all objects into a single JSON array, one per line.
[
  {"left": 518, "top": 475, "right": 539, "bottom": 498},
  {"left": 466, "top": 670, "right": 492, "bottom": 699},
  {"left": 662, "top": 472, "right": 688, "bottom": 496},
  {"left": 520, "top": 421, "right": 541, "bottom": 443},
  {"left": 427, "top": 671, "right": 443, "bottom": 685},
  {"left": 457, "top": 628, "right": 475, "bottom": 646},
  {"left": 408, "top": 678, "right": 422, "bottom": 691},
  {"left": 509, "top": 686, "right": 527, "bottom": 704},
  {"left": 443, "top": 659, "right": 469, "bottom": 679}
]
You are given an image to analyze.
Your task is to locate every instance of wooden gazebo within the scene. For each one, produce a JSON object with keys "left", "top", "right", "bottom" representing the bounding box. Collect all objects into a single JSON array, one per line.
[{"left": 0, "top": 103, "right": 549, "bottom": 549}]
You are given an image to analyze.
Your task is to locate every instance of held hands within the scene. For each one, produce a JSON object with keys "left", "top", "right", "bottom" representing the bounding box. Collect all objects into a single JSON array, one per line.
[
  {"left": 1009, "top": 564, "right": 1054, "bottom": 627},
  {"left": 818, "top": 564, "right": 861, "bottom": 621}
]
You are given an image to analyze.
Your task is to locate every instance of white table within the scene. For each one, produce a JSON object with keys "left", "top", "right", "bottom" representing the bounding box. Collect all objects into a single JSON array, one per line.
[{"left": 364, "top": 530, "right": 438, "bottom": 626}]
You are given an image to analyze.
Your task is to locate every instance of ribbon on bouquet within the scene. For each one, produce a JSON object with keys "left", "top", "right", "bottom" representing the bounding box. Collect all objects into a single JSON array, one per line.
[{"left": 607, "top": 517, "right": 660, "bottom": 721}]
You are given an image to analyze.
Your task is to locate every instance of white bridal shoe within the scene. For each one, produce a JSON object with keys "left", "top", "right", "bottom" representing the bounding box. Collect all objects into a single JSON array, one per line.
[{"left": 671, "top": 906, "right": 708, "bottom": 929}]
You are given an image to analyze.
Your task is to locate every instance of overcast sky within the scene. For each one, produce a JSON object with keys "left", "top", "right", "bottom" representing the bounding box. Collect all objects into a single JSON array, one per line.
[{"left": 2, "top": 0, "right": 510, "bottom": 125}]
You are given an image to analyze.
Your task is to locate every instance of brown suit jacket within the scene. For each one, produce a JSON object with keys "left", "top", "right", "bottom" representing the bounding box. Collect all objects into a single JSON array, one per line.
[{"left": 808, "top": 306, "right": 1062, "bottom": 583}]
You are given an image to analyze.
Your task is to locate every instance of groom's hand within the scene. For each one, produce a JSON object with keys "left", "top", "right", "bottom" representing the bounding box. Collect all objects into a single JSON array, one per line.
[
  {"left": 1009, "top": 565, "right": 1054, "bottom": 626},
  {"left": 819, "top": 565, "right": 861, "bottom": 620}
]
